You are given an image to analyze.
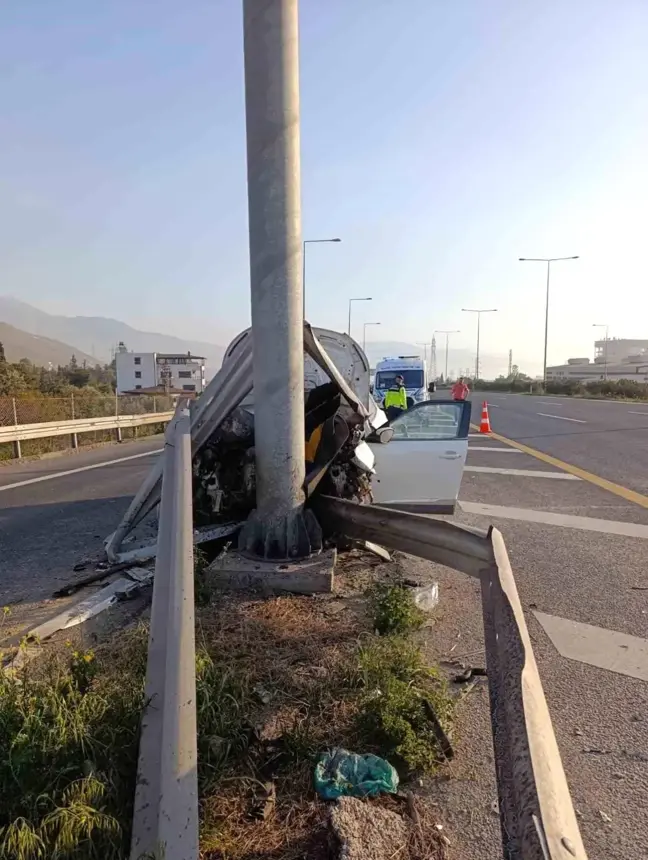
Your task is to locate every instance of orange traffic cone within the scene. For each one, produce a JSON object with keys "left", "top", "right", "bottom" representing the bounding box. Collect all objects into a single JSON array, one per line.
[{"left": 479, "top": 401, "right": 491, "bottom": 434}]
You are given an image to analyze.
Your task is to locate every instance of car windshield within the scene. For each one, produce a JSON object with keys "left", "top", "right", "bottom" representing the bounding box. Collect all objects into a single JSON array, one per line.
[{"left": 375, "top": 370, "right": 424, "bottom": 389}]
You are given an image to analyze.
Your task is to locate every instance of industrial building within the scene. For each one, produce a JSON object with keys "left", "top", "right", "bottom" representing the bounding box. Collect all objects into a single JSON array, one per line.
[
  {"left": 546, "top": 338, "right": 648, "bottom": 382},
  {"left": 115, "top": 342, "right": 206, "bottom": 394}
]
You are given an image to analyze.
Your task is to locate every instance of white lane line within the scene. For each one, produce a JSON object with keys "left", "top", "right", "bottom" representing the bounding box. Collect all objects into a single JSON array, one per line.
[
  {"left": 460, "top": 501, "right": 648, "bottom": 538},
  {"left": 0, "top": 449, "right": 163, "bottom": 493},
  {"left": 535, "top": 401, "right": 564, "bottom": 406},
  {"left": 534, "top": 612, "right": 648, "bottom": 682},
  {"left": 468, "top": 446, "right": 522, "bottom": 453},
  {"left": 536, "top": 412, "right": 586, "bottom": 423},
  {"left": 628, "top": 411, "right": 648, "bottom": 416},
  {"left": 464, "top": 466, "right": 580, "bottom": 480}
]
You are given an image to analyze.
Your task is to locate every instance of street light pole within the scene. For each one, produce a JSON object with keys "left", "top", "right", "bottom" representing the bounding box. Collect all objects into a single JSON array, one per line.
[
  {"left": 461, "top": 310, "right": 497, "bottom": 381},
  {"left": 593, "top": 323, "right": 610, "bottom": 380},
  {"left": 302, "top": 237, "right": 341, "bottom": 318},
  {"left": 435, "top": 330, "right": 460, "bottom": 380},
  {"left": 348, "top": 297, "right": 372, "bottom": 336},
  {"left": 241, "top": 0, "right": 310, "bottom": 558},
  {"left": 363, "top": 322, "right": 381, "bottom": 353},
  {"left": 519, "top": 256, "right": 579, "bottom": 384}
]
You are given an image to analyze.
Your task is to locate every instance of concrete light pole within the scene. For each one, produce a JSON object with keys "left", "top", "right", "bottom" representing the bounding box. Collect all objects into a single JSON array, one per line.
[
  {"left": 363, "top": 322, "right": 381, "bottom": 353},
  {"left": 303, "top": 238, "right": 341, "bottom": 318},
  {"left": 461, "top": 309, "right": 497, "bottom": 381},
  {"left": 240, "top": 0, "right": 310, "bottom": 558},
  {"left": 519, "top": 256, "right": 579, "bottom": 384},
  {"left": 348, "top": 297, "right": 372, "bottom": 336},
  {"left": 593, "top": 323, "right": 610, "bottom": 380},
  {"left": 435, "top": 330, "right": 460, "bottom": 380}
]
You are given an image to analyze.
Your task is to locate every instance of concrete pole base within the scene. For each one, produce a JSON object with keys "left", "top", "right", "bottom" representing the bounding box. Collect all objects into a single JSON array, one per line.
[
  {"left": 238, "top": 506, "right": 322, "bottom": 560},
  {"left": 206, "top": 547, "right": 336, "bottom": 595}
]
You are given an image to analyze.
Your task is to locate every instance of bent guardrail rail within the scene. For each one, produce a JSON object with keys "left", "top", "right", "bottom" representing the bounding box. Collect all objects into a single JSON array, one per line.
[
  {"left": 314, "top": 496, "right": 588, "bottom": 860},
  {"left": 130, "top": 411, "right": 198, "bottom": 860},
  {"left": 0, "top": 411, "right": 174, "bottom": 445}
]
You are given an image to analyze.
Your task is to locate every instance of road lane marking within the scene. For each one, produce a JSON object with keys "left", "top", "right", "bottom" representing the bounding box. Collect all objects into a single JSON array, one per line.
[
  {"left": 0, "top": 449, "right": 163, "bottom": 493},
  {"left": 536, "top": 412, "right": 586, "bottom": 423},
  {"left": 534, "top": 612, "right": 648, "bottom": 682},
  {"left": 628, "top": 411, "right": 648, "bottom": 415},
  {"left": 468, "top": 446, "right": 522, "bottom": 453},
  {"left": 472, "top": 424, "right": 648, "bottom": 510},
  {"left": 464, "top": 466, "right": 580, "bottom": 480},
  {"left": 460, "top": 501, "right": 648, "bottom": 538}
]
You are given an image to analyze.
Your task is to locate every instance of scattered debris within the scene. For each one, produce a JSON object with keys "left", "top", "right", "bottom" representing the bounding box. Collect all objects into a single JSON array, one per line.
[
  {"left": 422, "top": 699, "right": 454, "bottom": 761},
  {"left": 53, "top": 561, "right": 147, "bottom": 597},
  {"left": 253, "top": 683, "right": 273, "bottom": 705},
  {"left": 314, "top": 749, "right": 399, "bottom": 800},
  {"left": 630, "top": 586, "right": 648, "bottom": 591},
  {"left": 329, "top": 796, "right": 408, "bottom": 860},
  {"left": 599, "top": 810, "right": 612, "bottom": 823},
  {"left": 249, "top": 781, "right": 276, "bottom": 821},
  {"left": 452, "top": 666, "right": 487, "bottom": 683},
  {"left": 412, "top": 582, "right": 440, "bottom": 612},
  {"left": 72, "top": 562, "right": 87, "bottom": 572}
]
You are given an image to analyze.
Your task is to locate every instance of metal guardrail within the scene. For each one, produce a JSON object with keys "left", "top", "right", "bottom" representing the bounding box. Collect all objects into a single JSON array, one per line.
[
  {"left": 123, "top": 446, "right": 587, "bottom": 859},
  {"left": 314, "top": 496, "right": 587, "bottom": 860},
  {"left": 130, "top": 411, "right": 198, "bottom": 860},
  {"left": 0, "top": 411, "right": 174, "bottom": 445}
]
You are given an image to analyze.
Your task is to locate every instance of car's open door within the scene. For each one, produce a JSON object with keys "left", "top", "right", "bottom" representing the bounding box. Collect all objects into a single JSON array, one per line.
[{"left": 370, "top": 399, "right": 471, "bottom": 514}]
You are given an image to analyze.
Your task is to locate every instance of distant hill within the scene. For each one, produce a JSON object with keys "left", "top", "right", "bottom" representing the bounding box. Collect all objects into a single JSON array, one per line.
[
  {"left": 0, "top": 297, "right": 225, "bottom": 375},
  {"left": 0, "top": 321, "right": 97, "bottom": 367}
]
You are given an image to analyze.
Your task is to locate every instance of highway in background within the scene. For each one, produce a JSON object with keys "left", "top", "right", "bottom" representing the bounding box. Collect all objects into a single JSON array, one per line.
[{"left": 480, "top": 392, "right": 648, "bottom": 495}]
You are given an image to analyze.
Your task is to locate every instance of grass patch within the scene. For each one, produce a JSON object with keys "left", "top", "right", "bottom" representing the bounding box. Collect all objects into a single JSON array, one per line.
[
  {"left": 368, "top": 583, "right": 425, "bottom": 636},
  {"left": 0, "top": 630, "right": 148, "bottom": 859},
  {"left": 1, "top": 580, "right": 452, "bottom": 859},
  {"left": 357, "top": 637, "right": 452, "bottom": 773}
]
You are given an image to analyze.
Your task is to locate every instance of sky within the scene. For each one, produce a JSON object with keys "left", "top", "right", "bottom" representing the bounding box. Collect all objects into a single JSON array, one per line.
[{"left": 1, "top": 0, "right": 647, "bottom": 377}]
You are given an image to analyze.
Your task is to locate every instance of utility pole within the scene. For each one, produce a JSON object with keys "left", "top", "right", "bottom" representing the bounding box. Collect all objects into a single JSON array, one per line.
[
  {"left": 508, "top": 349, "right": 513, "bottom": 378},
  {"left": 430, "top": 334, "right": 437, "bottom": 379},
  {"left": 240, "top": 0, "right": 310, "bottom": 559},
  {"left": 519, "top": 256, "right": 579, "bottom": 384},
  {"left": 435, "top": 330, "right": 460, "bottom": 381},
  {"left": 461, "top": 309, "right": 497, "bottom": 381}
]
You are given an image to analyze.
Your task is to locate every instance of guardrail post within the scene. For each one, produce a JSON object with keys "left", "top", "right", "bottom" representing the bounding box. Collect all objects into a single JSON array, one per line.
[
  {"left": 11, "top": 398, "right": 22, "bottom": 459},
  {"left": 70, "top": 394, "right": 79, "bottom": 450},
  {"left": 130, "top": 412, "right": 198, "bottom": 860}
]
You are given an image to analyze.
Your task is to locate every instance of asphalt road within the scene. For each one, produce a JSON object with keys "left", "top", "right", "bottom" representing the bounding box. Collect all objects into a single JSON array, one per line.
[
  {"left": 0, "top": 438, "right": 162, "bottom": 614},
  {"left": 478, "top": 392, "right": 648, "bottom": 495}
]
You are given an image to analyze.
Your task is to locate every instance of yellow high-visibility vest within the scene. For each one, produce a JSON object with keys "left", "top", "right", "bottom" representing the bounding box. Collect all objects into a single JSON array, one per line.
[{"left": 384, "top": 387, "right": 407, "bottom": 410}]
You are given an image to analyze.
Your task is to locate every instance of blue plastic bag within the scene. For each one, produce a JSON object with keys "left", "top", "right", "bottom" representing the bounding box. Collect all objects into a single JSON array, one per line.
[{"left": 314, "top": 748, "right": 399, "bottom": 800}]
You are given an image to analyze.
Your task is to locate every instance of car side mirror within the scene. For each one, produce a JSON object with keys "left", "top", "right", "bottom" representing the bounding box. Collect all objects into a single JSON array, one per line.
[{"left": 368, "top": 426, "right": 394, "bottom": 444}]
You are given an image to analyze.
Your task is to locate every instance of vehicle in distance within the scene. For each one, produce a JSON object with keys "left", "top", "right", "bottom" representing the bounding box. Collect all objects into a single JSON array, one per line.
[{"left": 373, "top": 355, "right": 432, "bottom": 408}]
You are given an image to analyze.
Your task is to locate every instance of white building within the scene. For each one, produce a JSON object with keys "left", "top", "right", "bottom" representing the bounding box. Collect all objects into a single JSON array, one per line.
[
  {"left": 115, "top": 343, "right": 206, "bottom": 394},
  {"left": 547, "top": 338, "right": 648, "bottom": 382}
]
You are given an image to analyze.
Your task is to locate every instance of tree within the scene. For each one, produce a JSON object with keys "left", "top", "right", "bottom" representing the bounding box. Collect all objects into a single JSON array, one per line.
[
  {"left": 0, "top": 341, "right": 5, "bottom": 364},
  {"left": 69, "top": 354, "right": 78, "bottom": 370}
]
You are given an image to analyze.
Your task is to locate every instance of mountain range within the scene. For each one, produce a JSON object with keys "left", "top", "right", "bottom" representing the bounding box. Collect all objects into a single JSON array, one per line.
[
  {"left": 0, "top": 297, "right": 225, "bottom": 372},
  {"left": 0, "top": 297, "right": 512, "bottom": 379}
]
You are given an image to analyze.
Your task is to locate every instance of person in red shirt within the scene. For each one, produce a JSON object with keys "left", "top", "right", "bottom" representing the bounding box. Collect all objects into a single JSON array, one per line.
[{"left": 451, "top": 377, "right": 470, "bottom": 401}]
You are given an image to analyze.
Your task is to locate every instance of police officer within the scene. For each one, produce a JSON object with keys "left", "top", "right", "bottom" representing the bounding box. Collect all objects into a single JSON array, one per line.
[{"left": 383, "top": 374, "right": 408, "bottom": 421}]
